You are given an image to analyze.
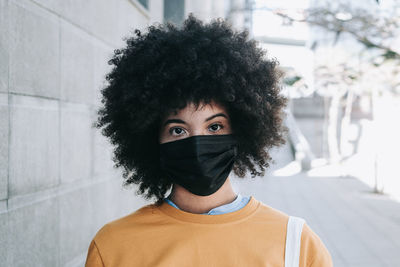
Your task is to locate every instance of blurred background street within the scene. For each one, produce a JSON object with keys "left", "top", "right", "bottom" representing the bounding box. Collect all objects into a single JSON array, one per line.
[
  {"left": 1, "top": 0, "right": 399, "bottom": 266},
  {"left": 233, "top": 146, "right": 400, "bottom": 266}
]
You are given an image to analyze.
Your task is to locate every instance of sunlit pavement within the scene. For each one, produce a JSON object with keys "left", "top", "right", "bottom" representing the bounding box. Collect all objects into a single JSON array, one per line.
[{"left": 231, "top": 162, "right": 400, "bottom": 267}]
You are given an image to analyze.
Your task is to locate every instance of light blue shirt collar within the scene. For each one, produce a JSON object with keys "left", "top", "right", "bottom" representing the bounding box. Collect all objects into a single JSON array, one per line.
[{"left": 163, "top": 193, "right": 250, "bottom": 215}]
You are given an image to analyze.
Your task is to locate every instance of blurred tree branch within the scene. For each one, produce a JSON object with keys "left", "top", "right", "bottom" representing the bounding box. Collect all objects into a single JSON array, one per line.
[
  {"left": 246, "top": 2, "right": 399, "bottom": 162},
  {"left": 273, "top": 5, "right": 400, "bottom": 61}
]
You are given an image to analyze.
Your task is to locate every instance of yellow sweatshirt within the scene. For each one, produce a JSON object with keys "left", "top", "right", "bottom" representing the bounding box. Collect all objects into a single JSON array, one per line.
[{"left": 85, "top": 196, "right": 333, "bottom": 266}]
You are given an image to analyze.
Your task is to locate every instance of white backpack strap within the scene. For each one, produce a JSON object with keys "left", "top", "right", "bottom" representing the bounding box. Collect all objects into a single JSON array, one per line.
[{"left": 285, "top": 216, "right": 305, "bottom": 267}]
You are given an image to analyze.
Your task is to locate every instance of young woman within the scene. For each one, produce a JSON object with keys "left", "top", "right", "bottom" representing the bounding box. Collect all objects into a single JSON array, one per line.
[{"left": 85, "top": 14, "right": 333, "bottom": 267}]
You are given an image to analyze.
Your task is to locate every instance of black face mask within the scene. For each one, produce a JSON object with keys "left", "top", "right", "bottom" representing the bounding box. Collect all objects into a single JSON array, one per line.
[{"left": 159, "top": 134, "right": 238, "bottom": 196}]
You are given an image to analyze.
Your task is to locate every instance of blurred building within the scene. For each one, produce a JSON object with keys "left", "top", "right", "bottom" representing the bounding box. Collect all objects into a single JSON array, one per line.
[
  {"left": 164, "top": 0, "right": 250, "bottom": 31},
  {"left": 309, "top": 0, "right": 400, "bottom": 201},
  {"left": 250, "top": 0, "right": 325, "bottom": 166},
  {"left": 0, "top": 0, "right": 248, "bottom": 266},
  {"left": 253, "top": 0, "right": 400, "bottom": 201}
]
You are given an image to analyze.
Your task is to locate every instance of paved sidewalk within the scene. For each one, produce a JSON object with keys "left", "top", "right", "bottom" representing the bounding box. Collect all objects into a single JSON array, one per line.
[{"left": 232, "top": 166, "right": 400, "bottom": 267}]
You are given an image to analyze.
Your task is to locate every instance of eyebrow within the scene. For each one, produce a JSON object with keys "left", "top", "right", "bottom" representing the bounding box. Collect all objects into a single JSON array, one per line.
[
  {"left": 205, "top": 113, "right": 228, "bottom": 122},
  {"left": 163, "top": 113, "right": 228, "bottom": 126}
]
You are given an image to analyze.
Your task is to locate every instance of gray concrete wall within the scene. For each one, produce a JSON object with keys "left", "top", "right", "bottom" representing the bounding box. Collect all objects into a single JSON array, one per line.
[{"left": 0, "top": 0, "right": 163, "bottom": 266}]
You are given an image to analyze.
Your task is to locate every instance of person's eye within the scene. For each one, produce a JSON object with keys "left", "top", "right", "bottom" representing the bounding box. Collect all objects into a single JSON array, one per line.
[
  {"left": 208, "top": 123, "right": 224, "bottom": 133},
  {"left": 169, "top": 127, "right": 187, "bottom": 136}
]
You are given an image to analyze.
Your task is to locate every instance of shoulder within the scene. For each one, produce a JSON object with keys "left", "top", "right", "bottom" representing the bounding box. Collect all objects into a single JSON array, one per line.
[
  {"left": 256, "top": 200, "right": 291, "bottom": 223},
  {"left": 250, "top": 199, "right": 290, "bottom": 242},
  {"left": 85, "top": 203, "right": 160, "bottom": 266},
  {"left": 254, "top": 199, "right": 333, "bottom": 266},
  {"left": 92, "top": 203, "right": 157, "bottom": 245},
  {"left": 299, "top": 222, "right": 333, "bottom": 267}
]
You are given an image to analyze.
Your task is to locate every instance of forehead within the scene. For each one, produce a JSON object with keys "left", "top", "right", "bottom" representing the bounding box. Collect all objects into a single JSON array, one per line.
[{"left": 164, "top": 101, "right": 228, "bottom": 119}]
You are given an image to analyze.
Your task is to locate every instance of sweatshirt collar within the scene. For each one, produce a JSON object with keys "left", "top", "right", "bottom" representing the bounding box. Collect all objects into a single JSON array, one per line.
[{"left": 156, "top": 196, "right": 259, "bottom": 224}]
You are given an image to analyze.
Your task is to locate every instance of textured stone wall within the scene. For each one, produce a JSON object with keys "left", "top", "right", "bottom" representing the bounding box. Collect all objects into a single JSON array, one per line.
[{"left": 0, "top": 0, "right": 163, "bottom": 266}]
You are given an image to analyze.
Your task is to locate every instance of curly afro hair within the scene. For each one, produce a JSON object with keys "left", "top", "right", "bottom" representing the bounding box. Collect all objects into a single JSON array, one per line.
[{"left": 96, "top": 13, "right": 288, "bottom": 205}]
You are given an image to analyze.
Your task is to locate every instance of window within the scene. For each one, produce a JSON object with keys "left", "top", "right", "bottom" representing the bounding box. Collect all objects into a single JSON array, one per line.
[
  {"left": 138, "top": 0, "right": 148, "bottom": 9},
  {"left": 163, "top": 0, "right": 185, "bottom": 26}
]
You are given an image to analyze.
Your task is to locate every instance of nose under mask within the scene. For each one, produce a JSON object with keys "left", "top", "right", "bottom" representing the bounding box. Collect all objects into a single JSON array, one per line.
[{"left": 159, "top": 134, "right": 238, "bottom": 196}]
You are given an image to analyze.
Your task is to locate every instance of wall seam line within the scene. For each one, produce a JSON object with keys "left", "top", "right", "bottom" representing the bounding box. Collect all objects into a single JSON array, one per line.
[{"left": 24, "top": 0, "right": 120, "bottom": 49}]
